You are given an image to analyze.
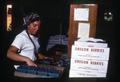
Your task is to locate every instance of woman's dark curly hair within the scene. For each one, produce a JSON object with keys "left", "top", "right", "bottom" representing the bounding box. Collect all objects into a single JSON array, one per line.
[{"left": 24, "top": 13, "right": 40, "bottom": 25}]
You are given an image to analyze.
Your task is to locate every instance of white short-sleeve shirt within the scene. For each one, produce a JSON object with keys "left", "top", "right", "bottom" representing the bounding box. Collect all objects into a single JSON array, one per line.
[{"left": 11, "top": 30, "right": 40, "bottom": 61}]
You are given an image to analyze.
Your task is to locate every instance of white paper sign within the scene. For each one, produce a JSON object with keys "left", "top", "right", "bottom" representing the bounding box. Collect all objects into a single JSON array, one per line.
[
  {"left": 69, "top": 37, "right": 110, "bottom": 78},
  {"left": 77, "top": 23, "right": 90, "bottom": 38},
  {"left": 74, "top": 41, "right": 108, "bottom": 48},
  {"left": 71, "top": 45, "right": 110, "bottom": 60},
  {"left": 70, "top": 58, "right": 108, "bottom": 73},
  {"left": 74, "top": 8, "right": 89, "bottom": 21},
  {"left": 69, "top": 70, "right": 106, "bottom": 78}
]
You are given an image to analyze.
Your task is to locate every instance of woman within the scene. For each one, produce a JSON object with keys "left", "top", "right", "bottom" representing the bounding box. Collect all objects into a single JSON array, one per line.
[{"left": 7, "top": 13, "right": 47, "bottom": 67}]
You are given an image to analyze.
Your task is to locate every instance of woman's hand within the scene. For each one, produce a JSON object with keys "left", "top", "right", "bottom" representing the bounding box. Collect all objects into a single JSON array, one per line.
[
  {"left": 26, "top": 58, "right": 37, "bottom": 67},
  {"left": 38, "top": 53, "right": 53, "bottom": 60},
  {"left": 37, "top": 53, "right": 46, "bottom": 60}
]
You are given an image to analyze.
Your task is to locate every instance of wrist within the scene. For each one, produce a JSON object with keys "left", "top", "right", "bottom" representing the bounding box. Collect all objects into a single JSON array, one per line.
[{"left": 24, "top": 57, "right": 31, "bottom": 63}]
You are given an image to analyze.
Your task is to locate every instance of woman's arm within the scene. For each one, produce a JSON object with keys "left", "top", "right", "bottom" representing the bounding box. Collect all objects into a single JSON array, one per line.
[{"left": 7, "top": 46, "right": 37, "bottom": 67}]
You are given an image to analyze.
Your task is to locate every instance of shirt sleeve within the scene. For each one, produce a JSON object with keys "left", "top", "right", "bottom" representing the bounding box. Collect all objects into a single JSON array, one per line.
[{"left": 11, "top": 35, "right": 24, "bottom": 49}]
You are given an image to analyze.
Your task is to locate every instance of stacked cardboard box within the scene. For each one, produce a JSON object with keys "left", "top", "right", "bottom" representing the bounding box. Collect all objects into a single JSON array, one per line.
[{"left": 69, "top": 38, "right": 110, "bottom": 78}]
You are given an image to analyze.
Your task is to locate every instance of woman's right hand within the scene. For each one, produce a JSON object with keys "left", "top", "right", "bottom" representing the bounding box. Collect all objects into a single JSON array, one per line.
[{"left": 26, "top": 58, "right": 37, "bottom": 67}]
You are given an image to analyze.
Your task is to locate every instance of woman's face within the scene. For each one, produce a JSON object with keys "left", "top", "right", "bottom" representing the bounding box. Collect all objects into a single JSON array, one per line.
[{"left": 27, "top": 20, "right": 41, "bottom": 35}]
